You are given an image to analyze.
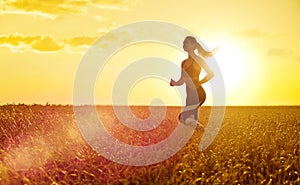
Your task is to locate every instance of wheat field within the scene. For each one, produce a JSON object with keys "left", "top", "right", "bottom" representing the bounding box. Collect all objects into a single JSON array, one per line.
[{"left": 0, "top": 105, "right": 299, "bottom": 184}]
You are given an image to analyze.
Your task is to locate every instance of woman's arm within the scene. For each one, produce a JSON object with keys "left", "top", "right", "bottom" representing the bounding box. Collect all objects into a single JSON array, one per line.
[{"left": 170, "top": 69, "right": 185, "bottom": 86}]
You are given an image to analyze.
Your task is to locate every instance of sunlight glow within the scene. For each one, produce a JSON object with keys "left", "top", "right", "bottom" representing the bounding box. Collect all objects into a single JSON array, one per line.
[{"left": 214, "top": 42, "right": 248, "bottom": 94}]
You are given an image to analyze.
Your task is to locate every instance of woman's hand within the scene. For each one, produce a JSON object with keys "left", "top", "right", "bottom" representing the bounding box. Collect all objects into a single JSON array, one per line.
[
  {"left": 170, "top": 71, "right": 185, "bottom": 87},
  {"left": 170, "top": 79, "right": 176, "bottom": 86}
]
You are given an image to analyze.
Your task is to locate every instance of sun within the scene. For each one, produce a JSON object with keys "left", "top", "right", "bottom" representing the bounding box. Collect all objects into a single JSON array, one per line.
[{"left": 213, "top": 42, "right": 248, "bottom": 94}]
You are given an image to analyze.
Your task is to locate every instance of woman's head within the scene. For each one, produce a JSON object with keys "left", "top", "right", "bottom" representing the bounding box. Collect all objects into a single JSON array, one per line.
[{"left": 183, "top": 36, "right": 198, "bottom": 52}]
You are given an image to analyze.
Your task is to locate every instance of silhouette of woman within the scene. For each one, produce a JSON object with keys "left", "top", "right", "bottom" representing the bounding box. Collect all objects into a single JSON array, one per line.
[{"left": 170, "top": 36, "right": 218, "bottom": 126}]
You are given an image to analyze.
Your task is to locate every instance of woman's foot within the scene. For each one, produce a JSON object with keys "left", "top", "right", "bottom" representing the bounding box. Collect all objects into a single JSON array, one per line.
[
  {"left": 184, "top": 116, "right": 204, "bottom": 129},
  {"left": 185, "top": 117, "right": 198, "bottom": 126}
]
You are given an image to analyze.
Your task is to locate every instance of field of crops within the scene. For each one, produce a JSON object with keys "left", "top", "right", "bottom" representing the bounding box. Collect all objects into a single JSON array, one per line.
[{"left": 0, "top": 105, "right": 299, "bottom": 184}]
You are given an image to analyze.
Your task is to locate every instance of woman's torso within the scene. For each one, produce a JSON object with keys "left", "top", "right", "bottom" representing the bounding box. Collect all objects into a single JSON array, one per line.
[{"left": 182, "top": 57, "right": 201, "bottom": 86}]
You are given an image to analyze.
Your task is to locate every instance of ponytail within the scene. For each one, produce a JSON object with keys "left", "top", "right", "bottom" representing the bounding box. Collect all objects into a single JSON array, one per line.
[
  {"left": 196, "top": 41, "right": 218, "bottom": 58},
  {"left": 196, "top": 42, "right": 207, "bottom": 57}
]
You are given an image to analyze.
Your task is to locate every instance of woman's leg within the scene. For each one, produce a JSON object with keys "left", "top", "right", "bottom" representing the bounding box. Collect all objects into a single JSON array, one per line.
[
  {"left": 179, "top": 85, "right": 206, "bottom": 122},
  {"left": 193, "top": 86, "right": 206, "bottom": 120},
  {"left": 180, "top": 87, "right": 195, "bottom": 121}
]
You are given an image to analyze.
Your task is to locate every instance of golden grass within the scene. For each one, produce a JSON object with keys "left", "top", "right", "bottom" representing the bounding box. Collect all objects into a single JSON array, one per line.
[{"left": 0, "top": 105, "right": 299, "bottom": 184}]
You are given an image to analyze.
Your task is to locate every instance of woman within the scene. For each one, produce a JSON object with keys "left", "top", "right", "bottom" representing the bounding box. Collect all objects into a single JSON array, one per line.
[{"left": 170, "top": 36, "right": 217, "bottom": 126}]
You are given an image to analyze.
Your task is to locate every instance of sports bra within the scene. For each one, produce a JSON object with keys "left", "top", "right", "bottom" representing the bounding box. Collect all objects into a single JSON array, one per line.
[{"left": 182, "top": 56, "right": 201, "bottom": 85}]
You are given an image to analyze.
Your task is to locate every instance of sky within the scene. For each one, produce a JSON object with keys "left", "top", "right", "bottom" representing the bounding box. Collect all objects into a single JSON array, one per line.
[{"left": 1, "top": 0, "right": 300, "bottom": 106}]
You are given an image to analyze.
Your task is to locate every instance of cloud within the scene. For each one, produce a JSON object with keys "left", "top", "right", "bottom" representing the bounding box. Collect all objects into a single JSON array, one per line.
[
  {"left": 0, "top": 33, "right": 99, "bottom": 52},
  {"left": 31, "top": 36, "right": 64, "bottom": 52},
  {"left": 1, "top": 0, "right": 88, "bottom": 16},
  {"left": 235, "top": 29, "right": 267, "bottom": 38},
  {"left": 0, "top": 33, "right": 64, "bottom": 52},
  {"left": 65, "top": 36, "right": 98, "bottom": 46},
  {"left": 267, "top": 48, "right": 293, "bottom": 58},
  {"left": 1, "top": 0, "right": 135, "bottom": 17},
  {"left": 0, "top": 33, "right": 39, "bottom": 46}
]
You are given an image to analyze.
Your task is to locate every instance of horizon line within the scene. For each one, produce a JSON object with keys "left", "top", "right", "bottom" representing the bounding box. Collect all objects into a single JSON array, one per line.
[{"left": 1, "top": 102, "right": 300, "bottom": 107}]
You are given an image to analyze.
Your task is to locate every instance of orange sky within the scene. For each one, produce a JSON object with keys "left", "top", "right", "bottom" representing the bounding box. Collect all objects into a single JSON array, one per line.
[{"left": 1, "top": 0, "right": 300, "bottom": 105}]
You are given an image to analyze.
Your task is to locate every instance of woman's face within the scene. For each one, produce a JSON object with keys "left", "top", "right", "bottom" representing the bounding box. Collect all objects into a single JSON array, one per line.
[{"left": 183, "top": 38, "right": 196, "bottom": 52}]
